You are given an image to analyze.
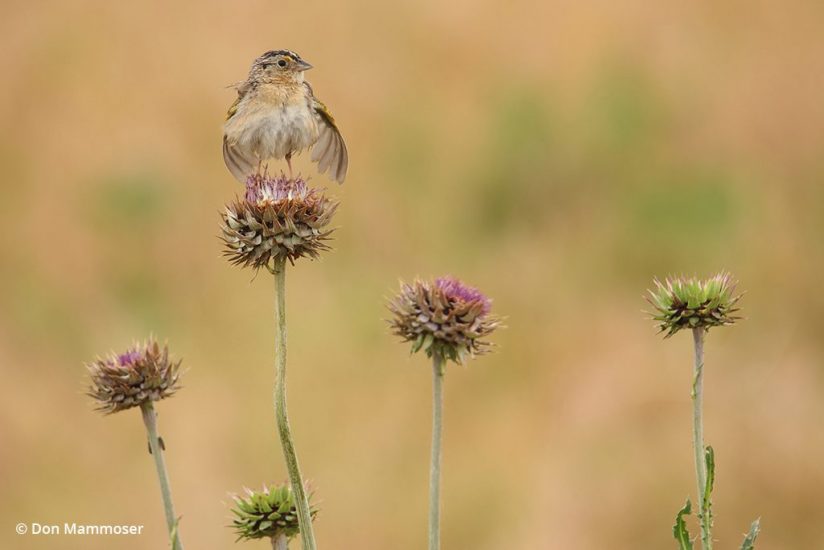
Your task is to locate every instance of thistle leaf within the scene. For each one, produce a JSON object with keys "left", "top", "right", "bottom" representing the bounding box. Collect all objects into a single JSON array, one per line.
[
  {"left": 740, "top": 518, "right": 761, "bottom": 550},
  {"left": 703, "top": 446, "right": 715, "bottom": 525},
  {"left": 673, "top": 499, "right": 694, "bottom": 550}
]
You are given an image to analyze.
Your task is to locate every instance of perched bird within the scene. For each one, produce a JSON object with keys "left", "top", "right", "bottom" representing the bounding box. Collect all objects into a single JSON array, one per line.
[{"left": 223, "top": 50, "right": 348, "bottom": 184}]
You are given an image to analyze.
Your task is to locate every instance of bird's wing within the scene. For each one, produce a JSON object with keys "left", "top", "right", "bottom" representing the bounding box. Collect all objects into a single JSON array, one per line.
[
  {"left": 306, "top": 83, "right": 348, "bottom": 184},
  {"left": 225, "top": 80, "right": 252, "bottom": 120},
  {"left": 225, "top": 96, "right": 240, "bottom": 121},
  {"left": 223, "top": 86, "right": 256, "bottom": 183},
  {"left": 223, "top": 135, "right": 255, "bottom": 184}
]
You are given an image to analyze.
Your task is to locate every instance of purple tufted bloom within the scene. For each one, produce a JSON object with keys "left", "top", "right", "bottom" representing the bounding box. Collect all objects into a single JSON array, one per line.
[
  {"left": 221, "top": 174, "right": 337, "bottom": 269},
  {"left": 87, "top": 337, "right": 183, "bottom": 414},
  {"left": 117, "top": 349, "right": 142, "bottom": 367},
  {"left": 434, "top": 277, "right": 492, "bottom": 316},
  {"left": 244, "top": 174, "right": 309, "bottom": 205},
  {"left": 388, "top": 277, "right": 501, "bottom": 364}
]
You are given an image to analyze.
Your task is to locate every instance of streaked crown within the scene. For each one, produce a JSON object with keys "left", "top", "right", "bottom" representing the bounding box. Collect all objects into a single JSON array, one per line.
[{"left": 251, "top": 50, "right": 312, "bottom": 73}]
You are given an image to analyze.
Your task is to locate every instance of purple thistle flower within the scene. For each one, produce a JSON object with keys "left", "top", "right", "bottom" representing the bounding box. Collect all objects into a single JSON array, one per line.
[
  {"left": 388, "top": 277, "right": 501, "bottom": 364},
  {"left": 435, "top": 276, "right": 492, "bottom": 316},
  {"left": 86, "top": 337, "right": 183, "bottom": 414},
  {"left": 117, "top": 349, "right": 142, "bottom": 367},
  {"left": 244, "top": 174, "right": 310, "bottom": 206},
  {"left": 222, "top": 174, "right": 337, "bottom": 269}
]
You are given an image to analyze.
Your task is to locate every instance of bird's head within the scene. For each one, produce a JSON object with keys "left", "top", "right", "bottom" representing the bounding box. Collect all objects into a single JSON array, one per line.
[{"left": 249, "top": 50, "right": 313, "bottom": 85}]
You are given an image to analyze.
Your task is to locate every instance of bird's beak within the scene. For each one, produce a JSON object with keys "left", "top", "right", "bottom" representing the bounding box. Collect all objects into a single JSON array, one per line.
[{"left": 296, "top": 59, "right": 313, "bottom": 72}]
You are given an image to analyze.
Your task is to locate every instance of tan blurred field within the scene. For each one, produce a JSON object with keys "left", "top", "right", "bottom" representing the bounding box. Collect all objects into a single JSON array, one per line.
[{"left": 2, "top": 0, "right": 824, "bottom": 548}]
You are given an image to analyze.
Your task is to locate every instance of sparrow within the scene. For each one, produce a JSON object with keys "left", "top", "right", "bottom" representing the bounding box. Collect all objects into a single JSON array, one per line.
[{"left": 223, "top": 50, "right": 348, "bottom": 183}]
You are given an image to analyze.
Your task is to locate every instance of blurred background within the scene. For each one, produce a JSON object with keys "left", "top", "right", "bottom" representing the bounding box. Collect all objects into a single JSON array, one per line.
[{"left": 1, "top": 0, "right": 823, "bottom": 548}]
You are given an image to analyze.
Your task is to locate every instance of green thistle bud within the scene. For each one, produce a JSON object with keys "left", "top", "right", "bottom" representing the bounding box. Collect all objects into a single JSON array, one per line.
[
  {"left": 647, "top": 272, "right": 742, "bottom": 337},
  {"left": 229, "top": 484, "right": 318, "bottom": 543},
  {"left": 86, "top": 337, "right": 182, "bottom": 414},
  {"left": 388, "top": 276, "right": 501, "bottom": 364},
  {"left": 221, "top": 174, "right": 337, "bottom": 270}
]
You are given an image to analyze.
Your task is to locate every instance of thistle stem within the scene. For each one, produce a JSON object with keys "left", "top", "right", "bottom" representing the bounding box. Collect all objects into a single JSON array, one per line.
[
  {"left": 273, "top": 255, "right": 316, "bottom": 550},
  {"left": 272, "top": 533, "right": 289, "bottom": 550},
  {"left": 429, "top": 353, "right": 446, "bottom": 550},
  {"left": 139, "top": 401, "right": 184, "bottom": 550},
  {"left": 691, "top": 328, "right": 711, "bottom": 550}
]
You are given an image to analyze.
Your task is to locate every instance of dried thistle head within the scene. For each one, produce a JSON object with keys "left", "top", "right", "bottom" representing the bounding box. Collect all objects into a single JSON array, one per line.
[
  {"left": 230, "top": 484, "right": 317, "bottom": 542},
  {"left": 221, "top": 174, "right": 337, "bottom": 270},
  {"left": 86, "top": 337, "right": 182, "bottom": 414},
  {"left": 647, "top": 272, "right": 742, "bottom": 337},
  {"left": 388, "top": 276, "right": 501, "bottom": 364}
]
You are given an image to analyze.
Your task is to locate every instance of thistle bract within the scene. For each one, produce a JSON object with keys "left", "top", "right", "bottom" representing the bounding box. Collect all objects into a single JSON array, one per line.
[
  {"left": 388, "top": 276, "right": 500, "bottom": 364},
  {"left": 647, "top": 272, "right": 742, "bottom": 337},
  {"left": 86, "top": 338, "right": 182, "bottom": 414},
  {"left": 230, "top": 484, "right": 317, "bottom": 542},
  {"left": 221, "top": 174, "right": 337, "bottom": 269}
]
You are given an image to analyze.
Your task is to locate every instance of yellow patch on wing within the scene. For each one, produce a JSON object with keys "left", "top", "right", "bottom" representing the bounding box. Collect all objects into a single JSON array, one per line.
[
  {"left": 226, "top": 96, "right": 240, "bottom": 121},
  {"left": 314, "top": 98, "right": 338, "bottom": 128}
]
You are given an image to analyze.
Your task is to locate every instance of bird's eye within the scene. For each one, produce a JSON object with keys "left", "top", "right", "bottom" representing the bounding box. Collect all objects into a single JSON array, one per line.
[{"left": 277, "top": 59, "right": 287, "bottom": 68}]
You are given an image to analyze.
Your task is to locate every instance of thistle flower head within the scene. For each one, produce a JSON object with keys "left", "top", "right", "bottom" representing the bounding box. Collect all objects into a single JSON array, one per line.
[
  {"left": 221, "top": 174, "right": 337, "bottom": 270},
  {"left": 388, "top": 276, "right": 500, "bottom": 364},
  {"left": 86, "top": 337, "right": 182, "bottom": 414},
  {"left": 647, "top": 272, "right": 742, "bottom": 337},
  {"left": 229, "top": 484, "right": 317, "bottom": 542}
]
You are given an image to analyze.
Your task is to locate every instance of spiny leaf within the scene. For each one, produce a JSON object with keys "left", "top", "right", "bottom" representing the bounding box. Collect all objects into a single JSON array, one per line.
[
  {"left": 673, "top": 499, "right": 694, "bottom": 550},
  {"left": 740, "top": 518, "right": 761, "bottom": 550},
  {"left": 703, "top": 446, "right": 715, "bottom": 529}
]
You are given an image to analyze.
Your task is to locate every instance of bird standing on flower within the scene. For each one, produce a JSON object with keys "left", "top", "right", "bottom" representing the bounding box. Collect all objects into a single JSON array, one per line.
[{"left": 223, "top": 50, "right": 348, "bottom": 184}]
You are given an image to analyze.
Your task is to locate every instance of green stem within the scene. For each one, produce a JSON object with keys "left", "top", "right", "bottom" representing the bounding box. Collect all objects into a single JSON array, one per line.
[
  {"left": 691, "top": 328, "right": 711, "bottom": 550},
  {"left": 429, "top": 353, "right": 446, "bottom": 550},
  {"left": 273, "top": 255, "right": 316, "bottom": 550},
  {"left": 139, "top": 401, "right": 184, "bottom": 550},
  {"left": 272, "top": 533, "right": 288, "bottom": 550}
]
